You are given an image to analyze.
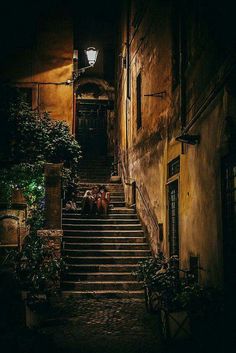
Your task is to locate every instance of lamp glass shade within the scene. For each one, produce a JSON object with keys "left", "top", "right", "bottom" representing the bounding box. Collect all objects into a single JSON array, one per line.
[{"left": 85, "top": 47, "right": 98, "bottom": 66}]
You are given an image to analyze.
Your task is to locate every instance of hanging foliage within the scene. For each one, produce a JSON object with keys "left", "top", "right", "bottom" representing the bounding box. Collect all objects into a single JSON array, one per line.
[{"left": 0, "top": 89, "right": 82, "bottom": 230}]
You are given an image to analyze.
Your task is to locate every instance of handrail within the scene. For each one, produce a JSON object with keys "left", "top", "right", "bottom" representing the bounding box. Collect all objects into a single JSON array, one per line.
[
  {"left": 118, "top": 154, "right": 159, "bottom": 236},
  {"left": 135, "top": 184, "right": 160, "bottom": 233}
]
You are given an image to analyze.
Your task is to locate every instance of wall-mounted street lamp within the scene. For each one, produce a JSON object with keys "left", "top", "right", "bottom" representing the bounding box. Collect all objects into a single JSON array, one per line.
[
  {"left": 85, "top": 47, "right": 99, "bottom": 66},
  {"left": 176, "top": 133, "right": 200, "bottom": 145},
  {"left": 71, "top": 47, "right": 99, "bottom": 83}
]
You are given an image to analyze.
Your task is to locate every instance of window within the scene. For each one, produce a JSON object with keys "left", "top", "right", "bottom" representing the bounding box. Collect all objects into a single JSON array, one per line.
[
  {"left": 168, "top": 180, "right": 179, "bottom": 256},
  {"left": 136, "top": 72, "right": 142, "bottom": 130},
  {"left": 168, "top": 157, "right": 180, "bottom": 178}
]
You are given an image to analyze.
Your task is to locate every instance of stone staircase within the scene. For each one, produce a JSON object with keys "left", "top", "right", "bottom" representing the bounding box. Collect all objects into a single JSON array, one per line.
[
  {"left": 61, "top": 161, "right": 150, "bottom": 298},
  {"left": 77, "top": 157, "right": 112, "bottom": 183}
]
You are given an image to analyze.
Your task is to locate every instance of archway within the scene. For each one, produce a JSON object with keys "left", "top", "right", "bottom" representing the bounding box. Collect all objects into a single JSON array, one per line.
[{"left": 74, "top": 78, "right": 114, "bottom": 160}]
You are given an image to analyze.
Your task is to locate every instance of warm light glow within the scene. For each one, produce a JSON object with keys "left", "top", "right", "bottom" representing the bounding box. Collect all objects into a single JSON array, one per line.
[
  {"left": 73, "top": 50, "right": 78, "bottom": 60},
  {"left": 85, "top": 47, "right": 98, "bottom": 66}
]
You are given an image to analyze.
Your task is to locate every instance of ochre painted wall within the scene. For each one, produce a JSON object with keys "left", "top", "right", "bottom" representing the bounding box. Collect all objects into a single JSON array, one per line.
[
  {"left": 116, "top": 0, "right": 236, "bottom": 287},
  {"left": 1, "top": 10, "right": 74, "bottom": 129}
]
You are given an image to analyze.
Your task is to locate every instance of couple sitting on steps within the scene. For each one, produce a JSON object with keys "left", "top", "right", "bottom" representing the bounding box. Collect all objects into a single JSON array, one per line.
[{"left": 81, "top": 185, "right": 110, "bottom": 217}]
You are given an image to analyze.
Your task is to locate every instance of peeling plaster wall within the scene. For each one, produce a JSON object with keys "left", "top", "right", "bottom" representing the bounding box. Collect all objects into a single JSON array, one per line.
[{"left": 116, "top": 0, "right": 236, "bottom": 286}]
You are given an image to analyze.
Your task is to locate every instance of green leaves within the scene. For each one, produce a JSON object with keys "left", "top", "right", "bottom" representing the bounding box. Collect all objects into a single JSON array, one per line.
[
  {"left": 2, "top": 92, "right": 82, "bottom": 170},
  {"left": 11, "top": 234, "right": 65, "bottom": 296}
]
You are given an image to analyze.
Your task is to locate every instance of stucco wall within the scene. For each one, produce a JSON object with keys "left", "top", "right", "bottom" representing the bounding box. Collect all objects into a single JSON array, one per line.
[
  {"left": 1, "top": 9, "right": 74, "bottom": 129},
  {"left": 116, "top": 0, "right": 235, "bottom": 286}
]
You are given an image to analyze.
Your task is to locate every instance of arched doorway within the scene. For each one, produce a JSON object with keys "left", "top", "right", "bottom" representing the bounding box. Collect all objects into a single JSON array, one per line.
[{"left": 75, "top": 78, "right": 114, "bottom": 160}]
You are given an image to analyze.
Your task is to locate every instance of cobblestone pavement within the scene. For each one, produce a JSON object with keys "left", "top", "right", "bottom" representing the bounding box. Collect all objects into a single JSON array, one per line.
[
  {"left": 39, "top": 299, "right": 161, "bottom": 353},
  {"left": 1, "top": 296, "right": 201, "bottom": 353},
  {"left": 39, "top": 298, "right": 196, "bottom": 353}
]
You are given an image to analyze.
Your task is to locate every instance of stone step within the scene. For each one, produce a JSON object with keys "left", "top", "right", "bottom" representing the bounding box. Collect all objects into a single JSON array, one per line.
[
  {"left": 63, "top": 272, "right": 134, "bottom": 281},
  {"left": 63, "top": 224, "right": 142, "bottom": 230},
  {"left": 76, "top": 195, "right": 125, "bottom": 201},
  {"left": 62, "top": 218, "right": 140, "bottom": 224},
  {"left": 63, "top": 242, "right": 149, "bottom": 250},
  {"left": 61, "top": 280, "right": 142, "bottom": 291},
  {"left": 62, "top": 213, "right": 137, "bottom": 219},
  {"left": 76, "top": 201, "right": 126, "bottom": 207},
  {"left": 65, "top": 256, "right": 148, "bottom": 264},
  {"left": 62, "top": 208, "right": 138, "bottom": 216},
  {"left": 63, "top": 236, "right": 146, "bottom": 244},
  {"left": 65, "top": 263, "right": 140, "bottom": 272},
  {"left": 62, "top": 207, "right": 136, "bottom": 214},
  {"left": 63, "top": 249, "right": 150, "bottom": 257},
  {"left": 78, "top": 183, "right": 123, "bottom": 190},
  {"left": 62, "top": 290, "right": 144, "bottom": 299},
  {"left": 78, "top": 175, "right": 111, "bottom": 179},
  {"left": 79, "top": 179, "right": 112, "bottom": 183},
  {"left": 79, "top": 168, "right": 111, "bottom": 171},
  {"left": 63, "top": 230, "right": 144, "bottom": 236}
]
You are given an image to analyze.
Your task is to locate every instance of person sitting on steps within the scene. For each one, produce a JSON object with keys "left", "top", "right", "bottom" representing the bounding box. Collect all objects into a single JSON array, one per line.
[
  {"left": 81, "top": 186, "right": 99, "bottom": 217},
  {"left": 97, "top": 185, "right": 110, "bottom": 217}
]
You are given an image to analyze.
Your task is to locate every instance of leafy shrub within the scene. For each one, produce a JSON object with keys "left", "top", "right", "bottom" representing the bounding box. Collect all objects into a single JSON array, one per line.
[
  {"left": 11, "top": 233, "right": 65, "bottom": 296},
  {"left": 134, "top": 252, "right": 223, "bottom": 313}
]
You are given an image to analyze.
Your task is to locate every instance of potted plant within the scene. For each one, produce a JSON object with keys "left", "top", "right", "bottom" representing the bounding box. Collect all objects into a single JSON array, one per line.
[
  {"left": 10, "top": 232, "right": 64, "bottom": 328},
  {"left": 134, "top": 253, "right": 223, "bottom": 343},
  {"left": 177, "top": 282, "right": 223, "bottom": 349},
  {"left": 133, "top": 253, "right": 165, "bottom": 312},
  {"left": 134, "top": 253, "right": 192, "bottom": 340}
]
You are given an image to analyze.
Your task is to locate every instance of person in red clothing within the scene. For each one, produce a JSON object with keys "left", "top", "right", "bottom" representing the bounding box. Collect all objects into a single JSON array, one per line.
[{"left": 97, "top": 185, "right": 110, "bottom": 217}]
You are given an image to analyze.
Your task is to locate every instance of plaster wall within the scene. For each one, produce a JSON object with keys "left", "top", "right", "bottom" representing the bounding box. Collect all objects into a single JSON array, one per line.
[
  {"left": 1, "top": 10, "right": 74, "bottom": 129},
  {"left": 116, "top": 0, "right": 235, "bottom": 286}
]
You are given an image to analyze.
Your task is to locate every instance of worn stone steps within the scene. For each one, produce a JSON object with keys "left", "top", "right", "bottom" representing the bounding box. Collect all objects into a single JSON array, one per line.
[
  {"left": 63, "top": 224, "right": 142, "bottom": 230},
  {"left": 65, "top": 264, "right": 139, "bottom": 273},
  {"left": 64, "top": 242, "right": 149, "bottom": 250},
  {"left": 62, "top": 290, "right": 144, "bottom": 299},
  {"left": 63, "top": 229, "right": 145, "bottom": 237},
  {"left": 76, "top": 200, "right": 126, "bottom": 207},
  {"left": 78, "top": 183, "right": 124, "bottom": 191},
  {"left": 65, "top": 256, "right": 148, "bottom": 265},
  {"left": 63, "top": 214, "right": 137, "bottom": 220},
  {"left": 62, "top": 175, "right": 148, "bottom": 298},
  {"left": 62, "top": 280, "right": 142, "bottom": 291},
  {"left": 76, "top": 196, "right": 125, "bottom": 202},
  {"left": 62, "top": 207, "right": 135, "bottom": 215},
  {"left": 63, "top": 236, "right": 146, "bottom": 244},
  {"left": 63, "top": 272, "right": 134, "bottom": 282},
  {"left": 63, "top": 249, "right": 150, "bottom": 257},
  {"left": 62, "top": 218, "right": 140, "bottom": 224}
]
